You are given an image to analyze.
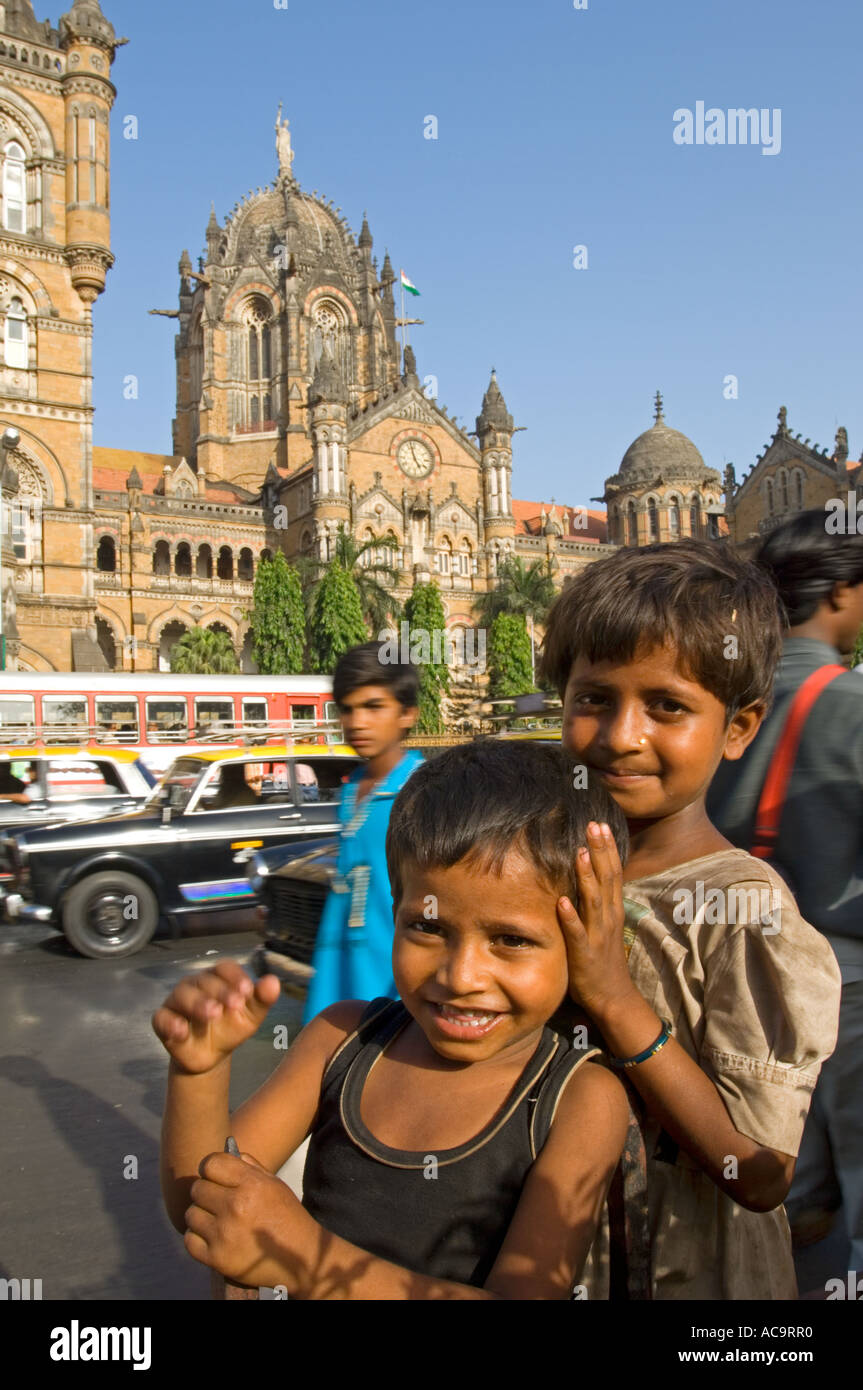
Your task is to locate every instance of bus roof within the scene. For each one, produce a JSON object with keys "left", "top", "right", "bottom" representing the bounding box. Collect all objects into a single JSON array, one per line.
[{"left": 0, "top": 674, "right": 333, "bottom": 693}]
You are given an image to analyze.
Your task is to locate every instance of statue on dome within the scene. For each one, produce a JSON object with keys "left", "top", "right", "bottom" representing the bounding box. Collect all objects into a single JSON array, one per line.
[{"left": 275, "top": 104, "right": 294, "bottom": 177}]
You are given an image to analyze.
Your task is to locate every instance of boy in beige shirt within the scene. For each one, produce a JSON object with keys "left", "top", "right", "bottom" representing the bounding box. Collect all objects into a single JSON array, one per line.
[{"left": 540, "top": 538, "right": 842, "bottom": 1298}]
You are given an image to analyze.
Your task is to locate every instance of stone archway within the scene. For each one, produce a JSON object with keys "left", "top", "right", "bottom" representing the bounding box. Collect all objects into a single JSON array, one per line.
[{"left": 158, "top": 620, "right": 188, "bottom": 672}]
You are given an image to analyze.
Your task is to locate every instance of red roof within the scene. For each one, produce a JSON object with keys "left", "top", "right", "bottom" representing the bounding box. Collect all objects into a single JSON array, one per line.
[{"left": 512, "top": 498, "right": 607, "bottom": 543}]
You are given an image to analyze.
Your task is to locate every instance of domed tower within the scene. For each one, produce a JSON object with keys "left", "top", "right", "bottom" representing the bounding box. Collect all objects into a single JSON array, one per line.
[
  {"left": 476, "top": 369, "right": 516, "bottom": 578},
  {"left": 172, "top": 113, "right": 403, "bottom": 490},
  {"left": 602, "top": 392, "right": 723, "bottom": 546}
]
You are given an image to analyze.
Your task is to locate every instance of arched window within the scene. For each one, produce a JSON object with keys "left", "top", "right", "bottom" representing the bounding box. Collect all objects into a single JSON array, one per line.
[
  {"left": 238, "top": 547, "right": 253, "bottom": 581},
  {"left": 795, "top": 471, "right": 804, "bottom": 509},
  {"left": 689, "top": 498, "right": 701, "bottom": 537},
  {"left": 153, "top": 540, "right": 171, "bottom": 576},
  {"left": 3, "top": 142, "right": 26, "bottom": 233},
  {"left": 780, "top": 471, "right": 789, "bottom": 511},
  {"left": 457, "top": 539, "right": 472, "bottom": 578},
  {"left": 249, "top": 328, "right": 259, "bottom": 380},
  {"left": 250, "top": 395, "right": 260, "bottom": 427},
  {"left": 648, "top": 497, "right": 659, "bottom": 542},
  {"left": 626, "top": 502, "right": 637, "bottom": 546},
  {"left": 263, "top": 393, "right": 272, "bottom": 424},
  {"left": 217, "top": 545, "right": 233, "bottom": 580},
  {"left": 175, "top": 542, "right": 192, "bottom": 578},
  {"left": 261, "top": 325, "right": 271, "bottom": 377},
  {"left": 669, "top": 498, "right": 681, "bottom": 537},
  {"left": 196, "top": 543, "right": 212, "bottom": 579},
  {"left": 437, "top": 536, "right": 453, "bottom": 576},
  {"left": 310, "top": 299, "right": 351, "bottom": 384},
  {"left": 96, "top": 535, "right": 116, "bottom": 572},
  {"left": 260, "top": 548, "right": 273, "bottom": 563},
  {"left": 4, "top": 296, "right": 28, "bottom": 368},
  {"left": 766, "top": 479, "right": 774, "bottom": 516},
  {"left": 95, "top": 617, "right": 117, "bottom": 671}
]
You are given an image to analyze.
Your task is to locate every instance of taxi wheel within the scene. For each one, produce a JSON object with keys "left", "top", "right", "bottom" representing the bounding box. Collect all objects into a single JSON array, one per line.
[{"left": 61, "top": 871, "right": 159, "bottom": 959}]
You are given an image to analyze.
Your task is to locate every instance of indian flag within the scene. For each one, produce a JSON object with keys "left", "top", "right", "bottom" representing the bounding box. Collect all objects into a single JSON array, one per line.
[{"left": 400, "top": 269, "right": 420, "bottom": 297}]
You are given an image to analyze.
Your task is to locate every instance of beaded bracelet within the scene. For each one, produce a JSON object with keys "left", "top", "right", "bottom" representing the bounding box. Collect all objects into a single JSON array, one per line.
[{"left": 609, "top": 1019, "right": 672, "bottom": 1070}]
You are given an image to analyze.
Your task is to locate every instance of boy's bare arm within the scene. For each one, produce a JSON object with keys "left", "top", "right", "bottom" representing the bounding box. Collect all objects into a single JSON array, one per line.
[
  {"left": 558, "top": 825, "right": 795, "bottom": 1211},
  {"left": 484, "top": 1059, "right": 630, "bottom": 1298},
  {"left": 153, "top": 961, "right": 365, "bottom": 1233}
]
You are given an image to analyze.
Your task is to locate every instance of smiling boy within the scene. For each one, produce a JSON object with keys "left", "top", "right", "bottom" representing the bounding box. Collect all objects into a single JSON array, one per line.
[{"left": 539, "top": 539, "right": 842, "bottom": 1299}]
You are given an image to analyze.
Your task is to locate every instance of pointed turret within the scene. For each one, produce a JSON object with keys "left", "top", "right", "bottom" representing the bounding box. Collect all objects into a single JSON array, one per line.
[
  {"left": 310, "top": 347, "right": 348, "bottom": 404},
  {"left": 3, "top": 0, "right": 45, "bottom": 40},
  {"left": 476, "top": 369, "right": 514, "bottom": 440},
  {"left": 59, "top": 0, "right": 120, "bottom": 50},
  {"left": 205, "top": 203, "right": 220, "bottom": 261},
  {"left": 358, "top": 211, "right": 373, "bottom": 253}
]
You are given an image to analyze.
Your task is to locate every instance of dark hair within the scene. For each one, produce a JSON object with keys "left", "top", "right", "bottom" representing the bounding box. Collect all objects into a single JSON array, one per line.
[
  {"left": 386, "top": 738, "right": 628, "bottom": 909},
  {"left": 756, "top": 509, "right": 863, "bottom": 627},
  {"left": 332, "top": 641, "right": 420, "bottom": 710},
  {"left": 539, "top": 539, "right": 783, "bottom": 719}
]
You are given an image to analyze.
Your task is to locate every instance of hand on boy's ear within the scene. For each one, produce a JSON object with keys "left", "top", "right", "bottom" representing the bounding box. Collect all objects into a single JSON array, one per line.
[{"left": 556, "top": 824, "right": 635, "bottom": 1019}]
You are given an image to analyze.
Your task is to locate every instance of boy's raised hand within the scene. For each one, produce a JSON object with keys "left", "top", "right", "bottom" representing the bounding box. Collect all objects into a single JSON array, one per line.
[
  {"left": 152, "top": 961, "right": 282, "bottom": 1074},
  {"left": 556, "top": 822, "right": 634, "bottom": 1019}
]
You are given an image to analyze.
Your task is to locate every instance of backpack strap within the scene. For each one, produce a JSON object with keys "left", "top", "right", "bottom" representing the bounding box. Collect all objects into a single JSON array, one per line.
[
  {"left": 321, "top": 996, "right": 405, "bottom": 1089},
  {"left": 531, "top": 1047, "right": 651, "bottom": 1301},
  {"left": 751, "top": 665, "right": 846, "bottom": 860}
]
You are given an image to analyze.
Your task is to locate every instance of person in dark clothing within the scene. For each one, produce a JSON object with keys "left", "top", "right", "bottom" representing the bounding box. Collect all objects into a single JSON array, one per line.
[
  {"left": 0, "top": 764, "right": 30, "bottom": 804},
  {"left": 154, "top": 741, "right": 636, "bottom": 1299},
  {"left": 707, "top": 508, "right": 863, "bottom": 1267}
]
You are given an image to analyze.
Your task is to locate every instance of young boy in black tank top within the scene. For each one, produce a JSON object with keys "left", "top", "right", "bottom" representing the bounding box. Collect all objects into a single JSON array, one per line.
[{"left": 154, "top": 740, "right": 635, "bottom": 1299}]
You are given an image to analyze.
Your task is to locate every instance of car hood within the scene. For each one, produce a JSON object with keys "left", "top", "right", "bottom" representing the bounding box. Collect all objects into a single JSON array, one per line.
[
  {"left": 271, "top": 843, "right": 338, "bottom": 885},
  {"left": 8, "top": 805, "right": 166, "bottom": 847}
]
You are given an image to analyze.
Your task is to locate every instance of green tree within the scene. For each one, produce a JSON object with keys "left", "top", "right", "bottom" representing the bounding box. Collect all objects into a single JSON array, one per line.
[
  {"left": 474, "top": 553, "right": 557, "bottom": 627},
  {"left": 296, "top": 525, "right": 402, "bottom": 635},
  {"left": 403, "top": 580, "right": 450, "bottom": 735},
  {"left": 169, "top": 626, "right": 240, "bottom": 675},
  {"left": 249, "top": 552, "right": 306, "bottom": 674},
  {"left": 487, "top": 612, "right": 534, "bottom": 702},
  {"left": 308, "top": 562, "right": 368, "bottom": 674}
]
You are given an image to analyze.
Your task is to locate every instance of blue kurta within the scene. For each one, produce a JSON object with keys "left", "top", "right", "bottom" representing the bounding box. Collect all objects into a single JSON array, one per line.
[{"left": 302, "top": 749, "right": 425, "bottom": 1022}]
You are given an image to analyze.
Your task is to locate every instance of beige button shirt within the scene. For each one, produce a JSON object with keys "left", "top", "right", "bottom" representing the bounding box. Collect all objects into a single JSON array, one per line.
[{"left": 582, "top": 848, "right": 842, "bottom": 1300}]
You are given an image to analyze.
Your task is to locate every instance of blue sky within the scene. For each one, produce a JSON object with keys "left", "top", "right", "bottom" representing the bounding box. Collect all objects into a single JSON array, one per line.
[{"left": 92, "top": 0, "right": 862, "bottom": 505}]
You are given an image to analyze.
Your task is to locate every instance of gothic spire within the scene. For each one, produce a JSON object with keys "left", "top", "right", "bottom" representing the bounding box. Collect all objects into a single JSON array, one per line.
[
  {"left": 476, "top": 369, "right": 514, "bottom": 436},
  {"left": 358, "top": 211, "right": 373, "bottom": 252}
]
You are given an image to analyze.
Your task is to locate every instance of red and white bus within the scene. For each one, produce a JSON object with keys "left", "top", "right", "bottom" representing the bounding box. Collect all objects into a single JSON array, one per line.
[{"left": 0, "top": 674, "right": 339, "bottom": 773}]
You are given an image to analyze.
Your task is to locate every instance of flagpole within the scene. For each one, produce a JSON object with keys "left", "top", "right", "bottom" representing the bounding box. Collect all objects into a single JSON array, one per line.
[{"left": 400, "top": 271, "right": 406, "bottom": 363}]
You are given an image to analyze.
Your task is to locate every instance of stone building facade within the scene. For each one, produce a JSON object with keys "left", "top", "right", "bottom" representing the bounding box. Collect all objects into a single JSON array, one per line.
[
  {"left": 1, "top": 4, "right": 857, "bottom": 676},
  {"left": 723, "top": 407, "right": 861, "bottom": 546}
]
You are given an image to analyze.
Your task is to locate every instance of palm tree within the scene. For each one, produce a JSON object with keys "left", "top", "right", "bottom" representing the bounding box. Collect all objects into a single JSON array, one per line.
[
  {"left": 169, "top": 626, "right": 240, "bottom": 675},
  {"left": 474, "top": 555, "right": 558, "bottom": 683},
  {"left": 297, "top": 525, "right": 403, "bottom": 634}
]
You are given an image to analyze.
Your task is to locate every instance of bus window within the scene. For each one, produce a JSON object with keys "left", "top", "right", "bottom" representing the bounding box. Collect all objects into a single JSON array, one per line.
[
  {"left": 146, "top": 698, "right": 189, "bottom": 742},
  {"left": 42, "top": 696, "right": 88, "bottom": 743},
  {"left": 0, "top": 695, "right": 35, "bottom": 741},
  {"left": 242, "top": 698, "right": 267, "bottom": 727},
  {"left": 290, "top": 704, "right": 315, "bottom": 730},
  {"left": 95, "top": 698, "right": 139, "bottom": 743},
  {"left": 194, "top": 697, "right": 234, "bottom": 739},
  {"left": 324, "top": 701, "right": 339, "bottom": 723}
]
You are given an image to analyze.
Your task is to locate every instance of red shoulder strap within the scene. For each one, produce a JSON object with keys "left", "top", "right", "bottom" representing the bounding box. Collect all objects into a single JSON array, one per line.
[{"left": 751, "top": 664, "right": 846, "bottom": 859}]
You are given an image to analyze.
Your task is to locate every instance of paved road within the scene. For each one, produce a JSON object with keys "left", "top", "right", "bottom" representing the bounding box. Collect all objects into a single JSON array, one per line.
[{"left": 0, "top": 912, "right": 304, "bottom": 1301}]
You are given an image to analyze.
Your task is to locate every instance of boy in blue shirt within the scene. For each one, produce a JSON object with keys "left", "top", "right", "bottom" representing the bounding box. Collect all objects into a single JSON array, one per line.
[{"left": 302, "top": 642, "right": 423, "bottom": 1022}]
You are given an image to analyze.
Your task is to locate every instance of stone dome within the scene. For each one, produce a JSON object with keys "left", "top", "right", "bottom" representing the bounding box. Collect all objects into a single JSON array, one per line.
[{"left": 607, "top": 393, "right": 716, "bottom": 489}]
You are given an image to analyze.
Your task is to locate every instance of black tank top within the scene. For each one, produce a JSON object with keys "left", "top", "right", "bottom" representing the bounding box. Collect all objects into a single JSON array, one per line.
[{"left": 301, "top": 999, "right": 603, "bottom": 1288}]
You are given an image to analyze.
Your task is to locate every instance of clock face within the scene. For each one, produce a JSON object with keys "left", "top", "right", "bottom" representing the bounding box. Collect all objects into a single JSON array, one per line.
[{"left": 397, "top": 439, "right": 434, "bottom": 478}]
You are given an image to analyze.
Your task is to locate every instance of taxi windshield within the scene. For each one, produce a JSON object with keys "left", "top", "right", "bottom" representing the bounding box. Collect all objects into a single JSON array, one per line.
[{"left": 145, "top": 758, "right": 208, "bottom": 812}]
